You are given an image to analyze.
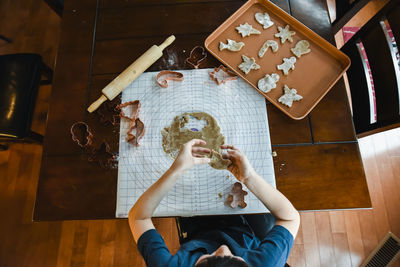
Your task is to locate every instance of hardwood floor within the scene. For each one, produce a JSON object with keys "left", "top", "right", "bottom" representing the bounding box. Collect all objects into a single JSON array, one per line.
[{"left": 1, "top": 1, "right": 399, "bottom": 266}]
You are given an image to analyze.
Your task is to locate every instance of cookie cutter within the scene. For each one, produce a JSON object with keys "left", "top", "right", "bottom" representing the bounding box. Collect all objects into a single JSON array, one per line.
[
  {"left": 88, "top": 141, "right": 117, "bottom": 169},
  {"left": 126, "top": 118, "right": 146, "bottom": 146},
  {"left": 70, "top": 121, "right": 94, "bottom": 148},
  {"left": 209, "top": 65, "right": 238, "bottom": 85},
  {"left": 227, "top": 182, "right": 248, "bottom": 208},
  {"left": 185, "top": 46, "right": 207, "bottom": 69},
  {"left": 116, "top": 100, "right": 141, "bottom": 121},
  {"left": 156, "top": 70, "right": 184, "bottom": 88},
  {"left": 116, "top": 100, "right": 146, "bottom": 146}
]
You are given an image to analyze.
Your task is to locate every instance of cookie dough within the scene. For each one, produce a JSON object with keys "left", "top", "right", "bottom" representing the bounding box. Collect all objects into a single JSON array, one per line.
[
  {"left": 239, "top": 55, "right": 260, "bottom": 75},
  {"left": 291, "top": 40, "right": 311, "bottom": 58},
  {"left": 161, "top": 112, "right": 231, "bottom": 170},
  {"left": 236, "top": 23, "right": 261, "bottom": 37},
  {"left": 219, "top": 39, "right": 245, "bottom": 52},
  {"left": 275, "top": 25, "right": 296, "bottom": 43},
  {"left": 278, "top": 85, "right": 303, "bottom": 107}
]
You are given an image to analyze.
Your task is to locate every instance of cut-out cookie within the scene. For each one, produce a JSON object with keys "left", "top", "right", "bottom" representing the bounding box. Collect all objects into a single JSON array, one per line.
[
  {"left": 255, "top": 12, "right": 274, "bottom": 29},
  {"left": 274, "top": 25, "right": 296, "bottom": 43},
  {"left": 186, "top": 46, "right": 207, "bottom": 69},
  {"left": 278, "top": 85, "right": 303, "bottom": 107},
  {"left": 70, "top": 122, "right": 94, "bottom": 149},
  {"left": 227, "top": 182, "right": 248, "bottom": 208},
  {"left": 239, "top": 55, "right": 260, "bottom": 75},
  {"left": 209, "top": 65, "right": 238, "bottom": 85},
  {"left": 88, "top": 141, "right": 117, "bottom": 169},
  {"left": 219, "top": 39, "right": 245, "bottom": 52},
  {"left": 236, "top": 23, "right": 261, "bottom": 37},
  {"left": 258, "top": 40, "right": 279, "bottom": 58},
  {"left": 257, "top": 73, "right": 280, "bottom": 93},
  {"left": 277, "top": 57, "right": 296, "bottom": 75},
  {"left": 291, "top": 40, "right": 311, "bottom": 58},
  {"left": 156, "top": 70, "right": 184, "bottom": 88}
]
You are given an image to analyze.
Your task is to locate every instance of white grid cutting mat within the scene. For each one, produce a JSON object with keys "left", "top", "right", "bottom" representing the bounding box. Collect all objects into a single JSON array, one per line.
[{"left": 116, "top": 68, "right": 275, "bottom": 217}]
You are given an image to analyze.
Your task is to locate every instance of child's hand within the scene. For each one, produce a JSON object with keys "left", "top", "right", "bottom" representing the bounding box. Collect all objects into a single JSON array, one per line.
[
  {"left": 221, "top": 145, "right": 256, "bottom": 183},
  {"left": 171, "top": 139, "right": 211, "bottom": 172}
]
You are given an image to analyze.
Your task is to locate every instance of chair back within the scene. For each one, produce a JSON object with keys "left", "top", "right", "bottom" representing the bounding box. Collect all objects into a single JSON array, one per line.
[{"left": 341, "top": 0, "right": 400, "bottom": 137}]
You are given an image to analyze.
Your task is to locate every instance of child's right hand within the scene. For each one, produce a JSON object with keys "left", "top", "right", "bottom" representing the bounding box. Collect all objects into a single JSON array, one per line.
[{"left": 221, "top": 145, "right": 256, "bottom": 183}]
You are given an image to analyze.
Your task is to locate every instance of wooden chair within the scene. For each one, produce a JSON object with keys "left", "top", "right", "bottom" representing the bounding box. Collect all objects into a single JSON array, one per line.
[
  {"left": 332, "top": 0, "right": 372, "bottom": 34},
  {"left": 0, "top": 54, "right": 53, "bottom": 150},
  {"left": 341, "top": 0, "right": 400, "bottom": 137}
]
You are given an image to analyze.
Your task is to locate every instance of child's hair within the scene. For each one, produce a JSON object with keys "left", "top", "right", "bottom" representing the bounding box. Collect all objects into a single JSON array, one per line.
[{"left": 195, "top": 256, "right": 249, "bottom": 267}]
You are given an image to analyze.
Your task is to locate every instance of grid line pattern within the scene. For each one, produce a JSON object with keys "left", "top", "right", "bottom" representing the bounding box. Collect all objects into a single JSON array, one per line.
[{"left": 115, "top": 69, "right": 275, "bottom": 218}]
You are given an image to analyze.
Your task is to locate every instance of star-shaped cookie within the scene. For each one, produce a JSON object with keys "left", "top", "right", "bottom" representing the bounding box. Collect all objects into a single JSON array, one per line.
[{"left": 274, "top": 25, "right": 296, "bottom": 43}]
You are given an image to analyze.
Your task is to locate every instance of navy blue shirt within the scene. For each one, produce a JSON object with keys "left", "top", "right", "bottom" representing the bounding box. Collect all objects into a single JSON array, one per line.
[{"left": 137, "top": 225, "right": 294, "bottom": 267}]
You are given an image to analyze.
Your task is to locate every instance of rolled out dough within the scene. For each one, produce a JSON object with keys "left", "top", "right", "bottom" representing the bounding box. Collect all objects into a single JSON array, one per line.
[{"left": 161, "top": 112, "right": 231, "bottom": 170}]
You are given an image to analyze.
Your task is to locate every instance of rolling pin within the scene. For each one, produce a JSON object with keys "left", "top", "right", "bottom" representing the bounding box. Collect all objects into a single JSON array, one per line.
[{"left": 87, "top": 35, "right": 176, "bottom": 113}]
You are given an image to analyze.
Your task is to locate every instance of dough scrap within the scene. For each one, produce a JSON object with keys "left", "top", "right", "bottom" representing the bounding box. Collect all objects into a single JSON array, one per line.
[
  {"left": 278, "top": 85, "right": 303, "bottom": 107},
  {"left": 257, "top": 73, "right": 280, "bottom": 93},
  {"left": 161, "top": 112, "right": 231, "bottom": 170},
  {"left": 255, "top": 12, "right": 274, "bottom": 29},
  {"left": 274, "top": 25, "right": 296, "bottom": 43},
  {"left": 227, "top": 182, "right": 248, "bottom": 208},
  {"left": 239, "top": 55, "right": 260, "bottom": 75},
  {"left": 236, "top": 23, "right": 261, "bottom": 37},
  {"left": 277, "top": 57, "right": 296, "bottom": 75},
  {"left": 210, "top": 149, "right": 231, "bottom": 170},
  {"left": 219, "top": 39, "right": 245, "bottom": 52},
  {"left": 291, "top": 40, "right": 311, "bottom": 58},
  {"left": 258, "top": 40, "right": 279, "bottom": 58}
]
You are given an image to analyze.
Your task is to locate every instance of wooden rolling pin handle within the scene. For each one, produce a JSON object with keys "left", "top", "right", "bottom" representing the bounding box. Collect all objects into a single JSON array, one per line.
[
  {"left": 158, "top": 35, "right": 176, "bottom": 51},
  {"left": 87, "top": 95, "right": 107, "bottom": 113}
]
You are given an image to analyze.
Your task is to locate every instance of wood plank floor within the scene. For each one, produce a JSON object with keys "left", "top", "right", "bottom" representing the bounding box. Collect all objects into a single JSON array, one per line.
[{"left": 1, "top": 0, "right": 399, "bottom": 266}]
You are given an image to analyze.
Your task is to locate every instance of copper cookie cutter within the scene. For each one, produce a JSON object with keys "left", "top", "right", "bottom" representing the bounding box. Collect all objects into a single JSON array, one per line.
[
  {"left": 70, "top": 121, "right": 94, "bottom": 148},
  {"left": 156, "top": 70, "right": 184, "bottom": 88},
  {"left": 185, "top": 46, "right": 207, "bottom": 69},
  {"left": 209, "top": 65, "right": 238, "bottom": 85}
]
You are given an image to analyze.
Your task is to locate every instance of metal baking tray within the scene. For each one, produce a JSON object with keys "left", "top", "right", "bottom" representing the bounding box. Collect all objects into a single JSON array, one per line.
[{"left": 205, "top": 0, "right": 350, "bottom": 119}]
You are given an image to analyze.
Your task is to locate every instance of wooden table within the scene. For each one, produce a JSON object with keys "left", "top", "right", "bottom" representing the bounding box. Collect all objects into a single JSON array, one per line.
[{"left": 34, "top": 0, "right": 371, "bottom": 221}]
